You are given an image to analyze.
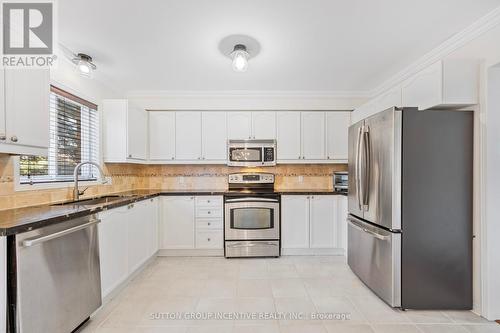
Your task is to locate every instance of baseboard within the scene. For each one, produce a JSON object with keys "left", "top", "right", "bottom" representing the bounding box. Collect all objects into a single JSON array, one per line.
[
  {"left": 157, "top": 249, "right": 224, "bottom": 257},
  {"left": 100, "top": 254, "right": 157, "bottom": 305},
  {"left": 281, "top": 248, "right": 345, "bottom": 256}
]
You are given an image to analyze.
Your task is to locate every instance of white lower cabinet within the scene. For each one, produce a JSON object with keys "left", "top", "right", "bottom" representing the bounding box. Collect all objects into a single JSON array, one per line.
[
  {"left": 161, "top": 196, "right": 196, "bottom": 249},
  {"left": 98, "top": 197, "right": 159, "bottom": 299},
  {"left": 160, "top": 195, "right": 223, "bottom": 251},
  {"left": 282, "top": 195, "right": 346, "bottom": 254},
  {"left": 98, "top": 205, "right": 131, "bottom": 298},
  {"left": 0, "top": 237, "right": 6, "bottom": 332}
]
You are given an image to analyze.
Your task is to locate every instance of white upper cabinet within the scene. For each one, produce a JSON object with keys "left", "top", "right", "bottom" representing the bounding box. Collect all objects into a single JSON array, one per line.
[
  {"left": 252, "top": 112, "right": 276, "bottom": 140},
  {"left": 202, "top": 112, "right": 227, "bottom": 161},
  {"left": 277, "top": 111, "right": 301, "bottom": 160},
  {"left": 227, "top": 112, "right": 252, "bottom": 140},
  {"left": 103, "top": 99, "right": 147, "bottom": 163},
  {"left": 326, "top": 112, "right": 350, "bottom": 160},
  {"left": 401, "top": 59, "right": 478, "bottom": 110},
  {"left": 301, "top": 112, "right": 326, "bottom": 160},
  {"left": 309, "top": 195, "right": 336, "bottom": 248},
  {"left": 175, "top": 111, "right": 202, "bottom": 160},
  {"left": 127, "top": 104, "right": 148, "bottom": 160},
  {"left": 149, "top": 111, "right": 175, "bottom": 161},
  {"left": 0, "top": 68, "right": 49, "bottom": 155}
]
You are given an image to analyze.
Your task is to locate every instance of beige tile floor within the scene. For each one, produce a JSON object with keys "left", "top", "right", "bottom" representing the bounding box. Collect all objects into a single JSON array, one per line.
[{"left": 78, "top": 256, "right": 499, "bottom": 333}]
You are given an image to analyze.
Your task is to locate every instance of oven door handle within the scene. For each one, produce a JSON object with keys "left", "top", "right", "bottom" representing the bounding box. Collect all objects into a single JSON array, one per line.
[
  {"left": 225, "top": 197, "right": 279, "bottom": 203},
  {"left": 226, "top": 242, "right": 279, "bottom": 248}
]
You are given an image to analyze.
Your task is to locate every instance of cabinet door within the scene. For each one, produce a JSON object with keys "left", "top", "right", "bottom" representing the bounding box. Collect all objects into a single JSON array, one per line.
[
  {"left": 176, "top": 111, "right": 202, "bottom": 160},
  {"left": 302, "top": 112, "right": 326, "bottom": 160},
  {"left": 202, "top": 112, "right": 227, "bottom": 160},
  {"left": 281, "top": 196, "right": 310, "bottom": 249},
  {"left": 161, "top": 196, "right": 195, "bottom": 249},
  {"left": 326, "top": 112, "right": 350, "bottom": 160},
  {"left": 227, "top": 112, "right": 252, "bottom": 140},
  {"left": 128, "top": 201, "right": 151, "bottom": 273},
  {"left": 4, "top": 68, "right": 49, "bottom": 148},
  {"left": 277, "top": 112, "right": 301, "bottom": 160},
  {"left": 146, "top": 198, "right": 159, "bottom": 257},
  {"left": 401, "top": 61, "right": 442, "bottom": 110},
  {"left": 337, "top": 196, "right": 348, "bottom": 252},
  {"left": 309, "top": 196, "right": 336, "bottom": 248},
  {"left": 98, "top": 206, "right": 129, "bottom": 298},
  {"left": 0, "top": 69, "right": 5, "bottom": 141},
  {"left": 149, "top": 111, "right": 175, "bottom": 160},
  {"left": 0, "top": 237, "right": 5, "bottom": 332},
  {"left": 127, "top": 105, "right": 147, "bottom": 160},
  {"left": 252, "top": 112, "right": 276, "bottom": 140}
]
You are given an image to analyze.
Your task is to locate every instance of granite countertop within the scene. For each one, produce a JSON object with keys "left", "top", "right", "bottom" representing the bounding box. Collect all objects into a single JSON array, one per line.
[{"left": 0, "top": 189, "right": 346, "bottom": 236}]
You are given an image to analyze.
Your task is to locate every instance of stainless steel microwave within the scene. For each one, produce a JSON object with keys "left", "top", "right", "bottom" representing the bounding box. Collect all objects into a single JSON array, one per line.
[{"left": 227, "top": 139, "right": 276, "bottom": 167}]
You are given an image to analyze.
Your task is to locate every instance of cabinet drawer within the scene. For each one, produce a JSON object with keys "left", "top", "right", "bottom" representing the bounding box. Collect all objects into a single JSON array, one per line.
[
  {"left": 196, "top": 230, "right": 223, "bottom": 249},
  {"left": 196, "top": 219, "right": 222, "bottom": 230},
  {"left": 196, "top": 207, "right": 222, "bottom": 218},
  {"left": 195, "top": 196, "right": 222, "bottom": 207}
]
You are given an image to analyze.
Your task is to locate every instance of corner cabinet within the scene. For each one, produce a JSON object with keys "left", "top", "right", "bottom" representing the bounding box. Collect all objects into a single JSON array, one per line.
[
  {"left": 281, "top": 195, "right": 346, "bottom": 255},
  {"left": 401, "top": 59, "right": 478, "bottom": 110},
  {"left": 103, "top": 99, "right": 148, "bottom": 163},
  {"left": 98, "top": 197, "right": 159, "bottom": 299},
  {"left": 0, "top": 68, "right": 50, "bottom": 155}
]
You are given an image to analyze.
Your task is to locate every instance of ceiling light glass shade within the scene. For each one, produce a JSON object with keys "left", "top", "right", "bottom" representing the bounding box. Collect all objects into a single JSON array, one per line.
[
  {"left": 71, "top": 53, "right": 96, "bottom": 78},
  {"left": 231, "top": 44, "right": 249, "bottom": 72},
  {"left": 77, "top": 60, "right": 92, "bottom": 77}
]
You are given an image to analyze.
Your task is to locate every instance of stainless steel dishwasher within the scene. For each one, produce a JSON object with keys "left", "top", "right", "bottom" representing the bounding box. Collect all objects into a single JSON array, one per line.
[{"left": 9, "top": 215, "right": 102, "bottom": 333}]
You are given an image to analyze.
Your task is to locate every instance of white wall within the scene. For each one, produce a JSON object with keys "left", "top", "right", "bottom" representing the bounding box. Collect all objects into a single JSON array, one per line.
[
  {"left": 50, "top": 56, "right": 122, "bottom": 106},
  {"left": 483, "top": 65, "right": 500, "bottom": 320}
]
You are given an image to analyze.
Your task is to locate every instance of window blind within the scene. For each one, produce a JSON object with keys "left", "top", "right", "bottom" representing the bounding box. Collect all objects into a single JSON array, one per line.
[{"left": 19, "top": 86, "right": 100, "bottom": 184}]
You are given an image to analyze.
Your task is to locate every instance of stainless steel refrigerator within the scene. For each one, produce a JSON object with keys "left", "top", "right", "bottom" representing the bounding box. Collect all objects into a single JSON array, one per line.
[{"left": 347, "top": 107, "right": 473, "bottom": 310}]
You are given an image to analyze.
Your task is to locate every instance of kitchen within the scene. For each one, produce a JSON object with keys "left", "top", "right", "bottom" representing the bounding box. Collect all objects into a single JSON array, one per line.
[{"left": 0, "top": 0, "right": 500, "bottom": 332}]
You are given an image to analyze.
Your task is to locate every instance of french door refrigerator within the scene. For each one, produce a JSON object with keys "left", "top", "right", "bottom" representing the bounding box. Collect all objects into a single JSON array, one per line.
[{"left": 347, "top": 107, "right": 473, "bottom": 310}]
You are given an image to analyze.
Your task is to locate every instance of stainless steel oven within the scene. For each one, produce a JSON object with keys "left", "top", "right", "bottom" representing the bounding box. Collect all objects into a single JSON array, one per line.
[
  {"left": 224, "top": 173, "right": 280, "bottom": 257},
  {"left": 227, "top": 139, "right": 276, "bottom": 167}
]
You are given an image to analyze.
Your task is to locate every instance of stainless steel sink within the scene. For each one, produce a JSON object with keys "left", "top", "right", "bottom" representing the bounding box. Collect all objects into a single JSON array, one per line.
[{"left": 52, "top": 195, "right": 135, "bottom": 207}]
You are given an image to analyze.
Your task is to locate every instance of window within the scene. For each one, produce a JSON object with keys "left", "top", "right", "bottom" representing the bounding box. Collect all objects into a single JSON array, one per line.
[{"left": 19, "top": 86, "right": 99, "bottom": 184}]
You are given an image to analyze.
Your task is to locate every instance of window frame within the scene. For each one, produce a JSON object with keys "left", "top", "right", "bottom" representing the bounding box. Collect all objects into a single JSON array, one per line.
[{"left": 15, "top": 81, "right": 109, "bottom": 191}]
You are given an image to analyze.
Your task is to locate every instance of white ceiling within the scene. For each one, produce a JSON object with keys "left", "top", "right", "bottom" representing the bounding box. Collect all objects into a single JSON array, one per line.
[{"left": 58, "top": 0, "right": 500, "bottom": 94}]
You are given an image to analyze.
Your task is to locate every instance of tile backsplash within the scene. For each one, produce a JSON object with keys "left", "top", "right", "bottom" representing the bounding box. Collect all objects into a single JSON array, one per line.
[{"left": 0, "top": 154, "right": 346, "bottom": 210}]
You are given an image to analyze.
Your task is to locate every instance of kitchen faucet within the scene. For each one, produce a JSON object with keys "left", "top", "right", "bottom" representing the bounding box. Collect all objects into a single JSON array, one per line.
[{"left": 73, "top": 161, "right": 108, "bottom": 200}]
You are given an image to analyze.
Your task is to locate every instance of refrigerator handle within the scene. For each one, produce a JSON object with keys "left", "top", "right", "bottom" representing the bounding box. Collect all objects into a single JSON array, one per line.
[
  {"left": 355, "top": 126, "right": 363, "bottom": 209},
  {"left": 361, "top": 126, "right": 371, "bottom": 210}
]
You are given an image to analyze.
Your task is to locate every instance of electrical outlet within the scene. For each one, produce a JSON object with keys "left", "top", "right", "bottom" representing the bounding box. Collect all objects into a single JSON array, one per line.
[
  {"left": 104, "top": 176, "right": 112, "bottom": 185},
  {"left": 298, "top": 175, "right": 304, "bottom": 183}
]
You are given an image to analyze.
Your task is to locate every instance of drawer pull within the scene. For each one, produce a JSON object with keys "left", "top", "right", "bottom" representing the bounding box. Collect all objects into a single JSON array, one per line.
[
  {"left": 207, "top": 222, "right": 211, "bottom": 226},
  {"left": 207, "top": 238, "right": 211, "bottom": 241},
  {"left": 207, "top": 211, "right": 211, "bottom": 214}
]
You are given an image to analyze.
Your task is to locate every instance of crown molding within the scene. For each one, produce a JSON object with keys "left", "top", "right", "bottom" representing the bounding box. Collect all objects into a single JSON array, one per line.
[
  {"left": 127, "top": 90, "right": 371, "bottom": 111},
  {"left": 370, "top": 5, "right": 500, "bottom": 97}
]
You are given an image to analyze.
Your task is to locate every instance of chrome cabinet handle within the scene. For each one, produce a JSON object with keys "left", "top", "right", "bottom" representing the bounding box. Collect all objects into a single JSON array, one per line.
[
  {"left": 0, "top": 134, "right": 5, "bottom": 141},
  {"left": 207, "top": 238, "right": 211, "bottom": 241},
  {"left": 10, "top": 135, "right": 18, "bottom": 142},
  {"left": 22, "top": 219, "right": 101, "bottom": 247},
  {"left": 207, "top": 222, "right": 211, "bottom": 226},
  {"left": 171, "top": 157, "right": 174, "bottom": 160}
]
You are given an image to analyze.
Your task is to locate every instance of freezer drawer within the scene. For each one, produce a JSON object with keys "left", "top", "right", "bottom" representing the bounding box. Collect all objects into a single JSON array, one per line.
[{"left": 347, "top": 215, "right": 401, "bottom": 307}]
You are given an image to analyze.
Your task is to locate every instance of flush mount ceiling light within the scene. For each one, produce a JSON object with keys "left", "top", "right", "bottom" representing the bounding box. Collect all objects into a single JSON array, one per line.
[
  {"left": 71, "top": 53, "right": 97, "bottom": 77},
  {"left": 231, "top": 44, "right": 249, "bottom": 72},
  {"left": 219, "top": 35, "right": 260, "bottom": 73}
]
